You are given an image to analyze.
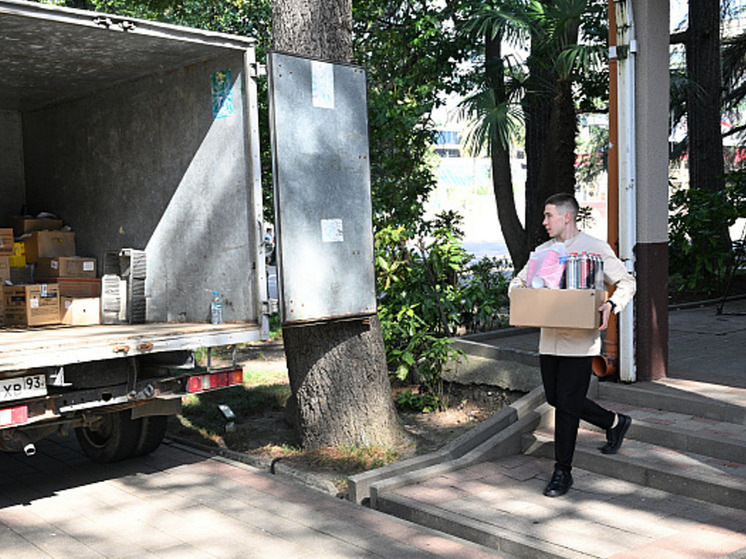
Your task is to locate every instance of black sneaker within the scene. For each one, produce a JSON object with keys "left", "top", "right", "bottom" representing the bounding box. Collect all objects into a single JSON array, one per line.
[
  {"left": 600, "top": 414, "right": 631, "bottom": 455},
  {"left": 543, "top": 468, "right": 573, "bottom": 497}
]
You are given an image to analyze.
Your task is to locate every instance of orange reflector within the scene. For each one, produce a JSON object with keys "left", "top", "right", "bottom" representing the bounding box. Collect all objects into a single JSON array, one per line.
[{"left": 0, "top": 405, "right": 28, "bottom": 427}]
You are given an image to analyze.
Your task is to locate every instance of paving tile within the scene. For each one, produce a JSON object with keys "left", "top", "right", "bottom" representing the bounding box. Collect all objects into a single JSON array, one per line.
[{"left": 611, "top": 525, "right": 746, "bottom": 559}]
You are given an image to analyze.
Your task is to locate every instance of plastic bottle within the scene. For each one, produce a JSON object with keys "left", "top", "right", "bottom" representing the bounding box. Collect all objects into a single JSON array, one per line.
[{"left": 210, "top": 291, "right": 223, "bottom": 325}]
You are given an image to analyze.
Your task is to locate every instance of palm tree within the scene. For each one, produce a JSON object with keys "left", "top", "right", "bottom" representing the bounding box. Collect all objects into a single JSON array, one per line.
[{"left": 460, "top": 0, "right": 608, "bottom": 270}]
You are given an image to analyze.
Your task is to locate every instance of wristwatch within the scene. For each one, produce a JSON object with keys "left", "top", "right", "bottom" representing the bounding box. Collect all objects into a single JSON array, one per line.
[{"left": 607, "top": 300, "right": 616, "bottom": 312}]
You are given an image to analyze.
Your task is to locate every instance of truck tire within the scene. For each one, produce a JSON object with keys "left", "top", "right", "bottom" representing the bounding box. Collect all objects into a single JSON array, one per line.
[
  {"left": 132, "top": 415, "right": 168, "bottom": 457},
  {"left": 75, "top": 410, "right": 142, "bottom": 463}
]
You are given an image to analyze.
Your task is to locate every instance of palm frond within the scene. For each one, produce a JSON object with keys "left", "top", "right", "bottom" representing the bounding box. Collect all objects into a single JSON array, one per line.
[
  {"left": 462, "top": 4, "right": 531, "bottom": 47},
  {"left": 458, "top": 89, "right": 523, "bottom": 155},
  {"left": 555, "top": 43, "right": 607, "bottom": 79}
]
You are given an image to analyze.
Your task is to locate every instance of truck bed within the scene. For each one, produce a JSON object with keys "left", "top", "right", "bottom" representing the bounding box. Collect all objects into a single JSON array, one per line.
[{"left": 0, "top": 322, "right": 261, "bottom": 373}]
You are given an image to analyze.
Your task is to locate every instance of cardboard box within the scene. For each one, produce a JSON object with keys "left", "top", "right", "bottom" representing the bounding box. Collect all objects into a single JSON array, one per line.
[
  {"left": 48, "top": 278, "right": 102, "bottom": 298},
  {"left": 0, "top": 229, "right": 13, "bottom": 255},
  {"left": 0, "top": 256, "right": 9, "bottom": 284},
  {"left": 4, "top": 284, "right": 60, "bottom": 326},
  {"left": 60, "top": 297, "right": 101, "bottom": 325},
  {"left": 23, "top": 231, "right": 75, "bottom": 263},
  {"left": 9, "top": 242, "right": 25, "bottom": 267},
  {"left": 36, "top": 256, "right": 97, "bottom": 279},
  {"left": 9, "top": 216, "right": 64, "bottom": 237},
  {"left": 509, "top": 288, "right": 605, "bottom": 330}
]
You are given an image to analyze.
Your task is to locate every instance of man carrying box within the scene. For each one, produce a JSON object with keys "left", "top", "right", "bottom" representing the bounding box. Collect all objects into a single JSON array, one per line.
[{"left": 509, "top": 193, "right": 636, "bottom": 497}]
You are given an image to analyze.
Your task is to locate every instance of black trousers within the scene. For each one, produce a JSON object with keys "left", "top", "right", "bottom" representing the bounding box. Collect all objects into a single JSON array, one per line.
[{"left": 540, "top": 355, "right": 616, "bottom": 473}]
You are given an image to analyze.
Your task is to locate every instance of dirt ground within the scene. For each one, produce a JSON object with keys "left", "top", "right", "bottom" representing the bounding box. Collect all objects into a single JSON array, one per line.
[{"left": 167, "top": 340, "right": 523, "bottom": 495}]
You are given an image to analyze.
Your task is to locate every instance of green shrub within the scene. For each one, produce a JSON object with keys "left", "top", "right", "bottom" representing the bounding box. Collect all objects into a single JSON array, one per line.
[
  {"left": 375, "top": 211, "right": 511, "bottom": 412},
  {"left": 669, "top": 169, "right": 746, "bottom": 296}
]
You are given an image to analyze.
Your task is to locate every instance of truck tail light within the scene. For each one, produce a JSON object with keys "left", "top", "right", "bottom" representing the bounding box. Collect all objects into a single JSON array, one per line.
[
  {"left": 0, "top": 405, "right": 29, "bottom": 427},
  {"left": 186, "top": 369, "right": 244, "bottom": 394}
]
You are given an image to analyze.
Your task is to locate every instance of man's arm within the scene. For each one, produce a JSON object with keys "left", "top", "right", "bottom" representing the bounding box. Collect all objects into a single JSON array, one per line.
[{"left": 508, "top": 262, "right": 529, "bottom": 295}]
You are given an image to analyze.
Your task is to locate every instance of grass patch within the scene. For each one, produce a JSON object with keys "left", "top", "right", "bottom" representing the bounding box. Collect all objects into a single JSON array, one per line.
[
  {"left": 243, "top": 368, "right": 288, "bottom": 387},
  {"left": 302, "top": 445, "right": 401, "bottom": 473},
  {"left": 181, "top": 383, "right": 291, "bottom": 426}
]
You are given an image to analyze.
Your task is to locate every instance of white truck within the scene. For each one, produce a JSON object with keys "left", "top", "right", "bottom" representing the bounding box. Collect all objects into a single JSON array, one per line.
[{"left": 0, "top": 0, "right": 269, "bottom": 461}]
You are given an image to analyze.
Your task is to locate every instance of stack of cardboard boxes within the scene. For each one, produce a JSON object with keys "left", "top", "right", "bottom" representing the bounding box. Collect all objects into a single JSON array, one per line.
[{"left": 1, "top": 216, "right": 101, "bottom": 326}]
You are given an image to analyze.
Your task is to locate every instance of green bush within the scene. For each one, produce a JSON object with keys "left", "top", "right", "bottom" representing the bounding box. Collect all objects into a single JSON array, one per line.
[
  {"left": 669, "top": 169, "right": 746, "bottom": 296},
  {"left": 375, "top": 211, "right": 511, "bottom": 412}
]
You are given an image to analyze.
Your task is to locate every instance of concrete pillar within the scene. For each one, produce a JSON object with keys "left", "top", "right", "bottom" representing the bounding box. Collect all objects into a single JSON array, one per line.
[{"left": 632, "top": 0, "right": 670, "bottom": 381}]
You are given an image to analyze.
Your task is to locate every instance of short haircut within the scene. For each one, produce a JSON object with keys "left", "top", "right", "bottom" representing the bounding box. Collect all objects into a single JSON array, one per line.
[{"left": 545, "top": 193, "right": 579, "bottom": 220}]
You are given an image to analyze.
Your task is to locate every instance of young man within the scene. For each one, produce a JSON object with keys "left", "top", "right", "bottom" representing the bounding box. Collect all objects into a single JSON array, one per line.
[{"left": 509, "top": 193, "right": 636, "bottom": 497}]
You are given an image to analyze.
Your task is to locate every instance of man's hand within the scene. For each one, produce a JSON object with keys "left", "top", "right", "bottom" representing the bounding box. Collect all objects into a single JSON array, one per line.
[{"left": 598, "top": 301, "right": 614, "bottom": 331}]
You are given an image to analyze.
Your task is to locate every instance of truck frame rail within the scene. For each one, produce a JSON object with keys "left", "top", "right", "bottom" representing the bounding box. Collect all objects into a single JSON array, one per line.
[{"left": 0, "top": 322, "right": 261, "bottom": 373}]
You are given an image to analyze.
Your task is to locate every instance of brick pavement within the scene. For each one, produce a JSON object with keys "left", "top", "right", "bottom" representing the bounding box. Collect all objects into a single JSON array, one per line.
[{"left": 0, "top": 436, "right": 505, "bottom": 558}]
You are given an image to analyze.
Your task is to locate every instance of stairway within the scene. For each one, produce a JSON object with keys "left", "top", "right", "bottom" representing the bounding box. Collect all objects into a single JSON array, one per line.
[{"left": 353, "top": 378, "right": 746, "bottom": 559}]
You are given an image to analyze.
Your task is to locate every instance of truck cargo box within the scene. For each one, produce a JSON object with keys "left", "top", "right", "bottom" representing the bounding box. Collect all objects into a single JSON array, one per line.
[{"left": 0, "top": 0, "right": 269, "bottom": 342}]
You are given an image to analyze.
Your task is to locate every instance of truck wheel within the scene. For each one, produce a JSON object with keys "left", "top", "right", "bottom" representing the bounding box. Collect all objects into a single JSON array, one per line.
[
  {"left": 75, "top": 410, "right": 142, "bottom": 463},
  {"left": 133, "top": 415, "right": 168, "bottom": 457}
]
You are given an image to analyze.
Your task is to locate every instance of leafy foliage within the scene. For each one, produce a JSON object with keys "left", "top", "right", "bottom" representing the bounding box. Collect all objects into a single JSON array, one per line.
[
  {"left": 669, "top": 170, "right": 746, "bottom": 296},
  {"left": 375, "top": 212, "right": 511, "bottom": 412},
  {"left": 353, "top": 1, "right": 475, "bottom": 229}
]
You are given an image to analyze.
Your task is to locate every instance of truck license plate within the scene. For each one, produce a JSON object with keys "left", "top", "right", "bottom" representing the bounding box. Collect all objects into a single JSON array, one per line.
[{"left": 0, "top": 374, "right": 47, "bottom": 402}]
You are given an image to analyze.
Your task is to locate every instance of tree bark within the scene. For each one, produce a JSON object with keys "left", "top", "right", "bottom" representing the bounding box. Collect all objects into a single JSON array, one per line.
[
  {"left": 272, "top": 0, "right": 406, "bottom": 451},
  {"left": 485, "top": 34, "right": 526, "bottom": 269},
  {"left": 272, "top": 0, "right": 353, "bottom": 61},
  {"left": 523, "top": 50, "right": 552, "bottom": 265},
  {"left": 686, "top": 0, "right": 730, "bottom": 253},
  {"left": 283, "top": 316, "right": 404, "bottom": 449},
  {"left": 686, "top": 0, "right": 724, "bottom": 194}
]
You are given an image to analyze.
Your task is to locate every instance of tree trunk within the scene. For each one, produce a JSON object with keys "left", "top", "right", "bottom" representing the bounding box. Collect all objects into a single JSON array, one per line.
[
  {"left": 485, "top": 34, "right": 526, "bottom": 269},
  {"left": 283, "top": 316, "right": 404, "bottom": 449},
  {"left": 686, "top": 0, "right": 731, "bottom": 255},
  {"left": 273, "top": 0, "right": 353, "bottom": 61},
  {"left": 536, "top": 76, "right": 577, "bottom": 214},
  {"left": 523, "top": 50, "right": 552, "bottom": 264},
  {"left": 272, "top": 0, "right": 406, "bottom": 451},
  {"left": 522, "top": 16, "right": 578, "bottom": 266},
  {"left": 686, "top": 0, "right": 724, "bottom": 194}
]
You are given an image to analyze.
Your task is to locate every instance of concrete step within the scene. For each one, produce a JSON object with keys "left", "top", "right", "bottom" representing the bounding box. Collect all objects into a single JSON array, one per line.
[
  {"left": 368, "top": 378, "right": 746, "bottom": 558},
  {"left": 524, "top": 428, "right": 746, "bottom": 511},
  {"left": 375, "top": 453, "right": 746, "bottom": 559},
  {"left": 598, "top": 379, "right": 746, "bottom": 426},
  {"left": 592, "top": 397, "right": 746, "bottom": 464}
]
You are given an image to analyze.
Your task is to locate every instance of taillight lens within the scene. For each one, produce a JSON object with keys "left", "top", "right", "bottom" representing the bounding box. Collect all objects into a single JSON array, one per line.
[
  {"left": 0, "top": 405, "right": 28, "bottom": 427},
  {"left": 186, "top": 369, "right": 243, "bottom": 394}
]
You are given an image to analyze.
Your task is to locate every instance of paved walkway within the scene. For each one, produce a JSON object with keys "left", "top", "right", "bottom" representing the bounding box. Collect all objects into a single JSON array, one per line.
[
  {"left": 386, "top": 453, "right": 746, "bottom": 559},
  {"left": 0, "top": 435, "right": 503, "bottom": 558}
]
